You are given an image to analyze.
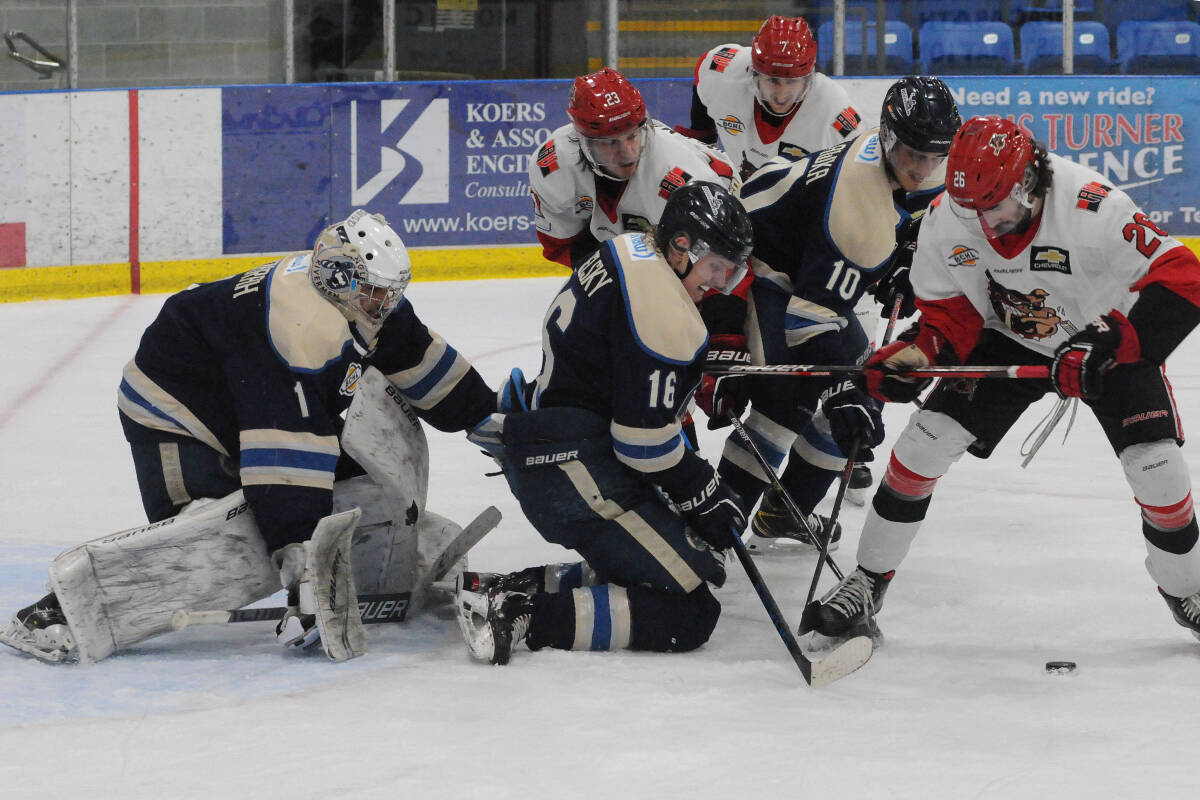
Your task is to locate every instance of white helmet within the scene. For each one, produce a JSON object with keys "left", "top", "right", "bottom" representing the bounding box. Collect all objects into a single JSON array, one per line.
[{"left": 311, "top": 210, "right": 411, "bottom": 331}]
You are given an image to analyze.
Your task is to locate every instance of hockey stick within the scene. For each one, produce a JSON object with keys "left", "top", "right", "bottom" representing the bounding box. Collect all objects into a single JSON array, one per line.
[
  {"left": 710, "top": 364, "right": 1051, "bottom": 380},
  {"left": 882, "top": 293, "right": 905, "bottom": 347},
  {"left": 728, "top": 527, "right": 872, "bottom": 687},
  {"left": 798, "top": 438, "right": 860, "bottom": 635},
  {"left": 726, "top": 413, "right": 844, "bottom": 581},
  {"left": 171, "top": 591, "right": 424, "bottom": 630}
]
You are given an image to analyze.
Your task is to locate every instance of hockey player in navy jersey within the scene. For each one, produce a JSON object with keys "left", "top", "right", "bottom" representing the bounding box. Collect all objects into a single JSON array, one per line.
[
  {"left": 810, "top": 116, "right": 1200, "bottom": 644},
  {"left": 1, "top": 210, "right": 497, "bottom": 663},
  {"left": 456, "top": 182, "right": 753, "bottom": 665},
  {"left": 715, "top": 76, "right": 961, "bottom": 554}
]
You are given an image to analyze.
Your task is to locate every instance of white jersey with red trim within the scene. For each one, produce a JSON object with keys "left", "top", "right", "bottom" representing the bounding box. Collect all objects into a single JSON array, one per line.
[
  {"left": 528, "top": 120, "right": 737, "bottom": 246},
  {"left": 694, "top": 44, "right": 861, "bottom": 178},
  {"left": 912, "top": 153, "right": 1189, "bottom": 357}
]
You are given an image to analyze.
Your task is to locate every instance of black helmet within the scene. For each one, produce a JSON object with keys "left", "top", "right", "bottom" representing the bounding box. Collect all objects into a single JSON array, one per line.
[
  {"left": 880, "top": 76, "right": 961, "bottom": 156},
  {"left": 655, "top": 181, "right": 753, "bottom": 267}
]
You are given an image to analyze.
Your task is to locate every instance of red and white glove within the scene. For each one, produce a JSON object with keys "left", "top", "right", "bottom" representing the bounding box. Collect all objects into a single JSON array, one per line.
[
  {"left": 861, "top": 324, "right": 955, "bottom": 403},
  {"left": 1051, "top": 310, "right": 1140, "bottom": 399},
  {"left": 695, "top": 334, "right": 751, "bottom": 429}
]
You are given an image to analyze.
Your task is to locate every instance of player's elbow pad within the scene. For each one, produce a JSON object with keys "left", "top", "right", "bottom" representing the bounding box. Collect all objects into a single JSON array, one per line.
[{"left": 1127, "top": 283, "right": 1200, "bottom": 364}]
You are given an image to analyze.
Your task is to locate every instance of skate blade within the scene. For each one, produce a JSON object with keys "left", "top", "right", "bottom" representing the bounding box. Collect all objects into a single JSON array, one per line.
[{"left": 744, "top": 534, "right": 839, "bottom": 556}]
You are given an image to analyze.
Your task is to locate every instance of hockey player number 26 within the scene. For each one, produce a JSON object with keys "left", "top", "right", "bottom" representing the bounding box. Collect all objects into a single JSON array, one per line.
[
  {"left": 1122, "top": 212, "right": 1166, "bottom": 258},
  {"left": 825, "top": 259, "right": 861, "bottom": 300}
]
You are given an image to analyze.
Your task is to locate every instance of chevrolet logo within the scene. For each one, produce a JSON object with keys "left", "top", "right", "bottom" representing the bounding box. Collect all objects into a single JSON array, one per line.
[{"left": 1039, "top": 249, "right": 1067, "bottom": 264}]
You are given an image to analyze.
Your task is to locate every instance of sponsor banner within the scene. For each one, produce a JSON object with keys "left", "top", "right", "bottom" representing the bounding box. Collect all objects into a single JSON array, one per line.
[
  {"left": 946, "top": 76, "right": 1199, "bottom": 235},
  {"left": 220, "top": 75, "right": 1200, "bottom": 254},
  {"left": 221, "top": 79, "right": 692, "bottom": 253}
]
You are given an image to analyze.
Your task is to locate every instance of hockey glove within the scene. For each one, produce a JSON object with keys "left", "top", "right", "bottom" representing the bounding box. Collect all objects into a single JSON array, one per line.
[
  {"left": 497, "top": 367, "right": 531, "bottom": 413},
  {"left": 821, "top": 380, "right": 885, "bottom": 458},
  {"left": 1051, "top": 310, "right": 1140, "bottom": 399},
  {"left": 861, "top": 324, "right": 955, "bottom": 404},
  {"left": 873, "top": 239, "right": 917, "bottom": 320},
  {"left": 695, "top": 334, "right": 751, "bottom": 429},
  {"left": 675, "top": 471, "right": 747, "bottom": 551}
]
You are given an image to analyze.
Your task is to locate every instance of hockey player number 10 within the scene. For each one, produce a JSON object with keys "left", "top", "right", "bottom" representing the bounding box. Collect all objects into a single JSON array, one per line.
[{"left": 824, "top": 259, "right": 861, "bottom": 300}]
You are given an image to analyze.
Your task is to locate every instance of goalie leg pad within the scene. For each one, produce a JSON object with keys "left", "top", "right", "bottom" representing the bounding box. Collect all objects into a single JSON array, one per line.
[
  {"left": 1122, "top": 440, "right": 1200, "bottom": 598},
  {"left": 48, "top": 491, "right": 279, "bottom": 663}
]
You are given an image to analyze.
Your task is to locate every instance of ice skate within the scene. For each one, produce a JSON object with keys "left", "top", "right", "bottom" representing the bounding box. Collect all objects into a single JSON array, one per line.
[
  {"left": 456, "top": 576, "right": 534, "bottom": 665},
  {"left": 745, "top": 488, "right": 841, "bottom": 554},
  {"left": 0, "top": 592, "right": 76, "bottom": 663},
  {"left": 1159, "top": 587, "right": 1200, "bottom": 642},
  {"left": 808, "top": 566, "right": 893, "bottom": 642},
  {"left": 458, "top": 566, "right": 546, "bottom": 596},
  {"left": 845, "top": 461, "right": 874, "bottom": 507}
]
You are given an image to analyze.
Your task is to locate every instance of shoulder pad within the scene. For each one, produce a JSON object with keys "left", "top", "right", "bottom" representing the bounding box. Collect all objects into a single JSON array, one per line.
[
  {"left": 267, "top": 257, "right": 353, "bottom": 372},
  {"left": 826, "top": 134, "right": 898, "bottom": 271},
  {"left": 608, "top": 236, "right": 707, "bottom": 364}
]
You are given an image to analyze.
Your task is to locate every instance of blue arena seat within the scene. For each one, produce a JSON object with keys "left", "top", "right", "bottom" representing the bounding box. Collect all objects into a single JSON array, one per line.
[
  {"left": 1117, "top": 20, "right": 1200, "bottom": 74},
  {"left": 1011, "top": 0, "right": 1098, "bottom": 25},
  {"left": 817, "top": 20, "right": 915, "bottom": 74},
  {"left": 1101, "top": 0, "right": 1191, "bottom": 31},
  {"left": 919, "top": 21, "right": 1017, "bottom": 74},
  {"left": 911, "top": 0, "right": 1006, "bottom": 27},
  {"left": 1021, "top": 20, "right": 1112, "bottom": 73}
]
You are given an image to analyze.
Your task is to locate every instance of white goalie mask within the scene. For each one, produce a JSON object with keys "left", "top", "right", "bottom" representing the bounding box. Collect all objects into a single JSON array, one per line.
[{"left": 311, "top": 210, "right": 412, "bottom": 332}]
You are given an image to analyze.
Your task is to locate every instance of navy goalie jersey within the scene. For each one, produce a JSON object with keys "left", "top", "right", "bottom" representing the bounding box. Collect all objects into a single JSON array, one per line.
[
  {"left": 531, "top": 233, "right": 709, "bottom": 482},
  {"left": 117, "top": 253, "right": 495, "bottom": 547}
]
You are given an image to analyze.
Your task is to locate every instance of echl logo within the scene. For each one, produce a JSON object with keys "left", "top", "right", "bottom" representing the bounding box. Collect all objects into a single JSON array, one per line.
[{"left": 988, "top": 133, "right": 1007, "bottom": 155}]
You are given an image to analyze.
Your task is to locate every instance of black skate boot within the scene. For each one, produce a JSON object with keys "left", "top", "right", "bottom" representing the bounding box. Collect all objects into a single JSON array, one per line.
[
  {"left": 458, "top": 566, "right": 546, "bottom": 596},
  {"left": 0, "top": 592, "right": 76, "bottom": 663},
  {"left": 746, "top": 487, "right": 842, "bottom": 554},
  {"left": 810, "top": 566, "right": 894, "bottom": 639},
  {"left": 1159, "top": 587, "right": 1200, "bottom": 641},
  {"left": 456, "top": 577, "right": 535, "bottom": 665},
  {"left": 845, "top": 459, "right": 874, "bottom": 507}
]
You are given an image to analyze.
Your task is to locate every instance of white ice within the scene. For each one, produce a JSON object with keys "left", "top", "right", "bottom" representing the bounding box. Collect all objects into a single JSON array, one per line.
[{"left": 2, "top": 279, "right": 1199, "bottom": 799}]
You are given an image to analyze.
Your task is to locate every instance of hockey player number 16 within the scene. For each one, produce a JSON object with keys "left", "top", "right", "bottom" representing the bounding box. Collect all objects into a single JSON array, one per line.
[{"left": 825, "top": 259, "right": 861, "bottom": 300}]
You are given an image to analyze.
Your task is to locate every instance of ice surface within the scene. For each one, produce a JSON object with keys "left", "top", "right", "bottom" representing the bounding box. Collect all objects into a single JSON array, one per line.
[{"left": 2, "top": 279, "right": 1198, "bottom": 799}]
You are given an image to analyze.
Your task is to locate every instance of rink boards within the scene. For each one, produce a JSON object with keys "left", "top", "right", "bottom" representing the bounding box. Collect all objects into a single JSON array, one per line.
[{"left": 0, "top": 75, "right": 1198, "bottom": 300}]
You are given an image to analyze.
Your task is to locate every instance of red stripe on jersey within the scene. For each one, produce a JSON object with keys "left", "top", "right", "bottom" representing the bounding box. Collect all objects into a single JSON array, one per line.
[
  {"left": 537, "top": 229, "right": 587, "bottom": 268},
  {"left": 1131, "top": 244, "right": 1200, "bottom": 307},
  {"left": 883, "top": 453, "right": 940, "bottom": 499},
  {"left": 912, "top": 294, "right": 984, "bottom": 364},
  {"left": 1138, "top": 492, "right": 1195, "bottom": 531}
]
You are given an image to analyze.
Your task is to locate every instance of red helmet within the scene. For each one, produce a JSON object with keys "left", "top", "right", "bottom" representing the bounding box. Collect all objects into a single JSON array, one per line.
[
  {"left": 567, "top": 68, "right": 647, "bottom": 138},
  {"left": 946, "top": 116, "right": 1035, "bottom": 211},
  {"left": 751, "top": 16, "right": 817, "bottom": 78}
]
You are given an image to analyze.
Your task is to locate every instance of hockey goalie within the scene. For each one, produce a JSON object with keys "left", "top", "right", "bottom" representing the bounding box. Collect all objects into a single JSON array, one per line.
[{"left": 0, "top": 212, "right": 499, "bottom": 664}]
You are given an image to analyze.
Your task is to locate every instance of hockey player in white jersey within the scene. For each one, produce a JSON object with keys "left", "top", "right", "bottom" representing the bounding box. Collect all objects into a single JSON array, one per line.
[
  {"left": 529, "top": 67, "right": 738, "bottom": 270},
  {"left": 811, "top": 116, "right": 1200, "bottom": 644},
  {"left": 676, "top": 15, "right": 861, "bottom": 182}
]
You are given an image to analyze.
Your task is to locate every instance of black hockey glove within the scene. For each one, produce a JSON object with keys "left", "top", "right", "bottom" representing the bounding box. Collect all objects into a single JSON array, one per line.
[
  {"left": 873, "top": 258, "right": 916, "bottom": 319},
  {"left": 695, "top": 334, "right": 751, "bottom": 429},
  {"left": 676, "top": 471, "right": 747, "bottom": 551},
  {"left": 1051, "top": 310, "right": 1140, "bottom": 399},
  {"left": 821, "top": 379, "right": 885, "bottom": 458}
]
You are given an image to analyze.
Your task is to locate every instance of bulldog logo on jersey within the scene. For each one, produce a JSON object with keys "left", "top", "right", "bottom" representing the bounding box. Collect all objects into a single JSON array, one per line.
[
  {"left": 985, "top": 271, "right": 1062, "bottom": 339},
  {"left": 1030, "top": 246, "right": 1071, "bottom": 275},
  {"left": 948, "top": 245, "right": 980, "bottom": 268},
  {"left": 340, "top": 362, "right": 364, "bottom": 397}
]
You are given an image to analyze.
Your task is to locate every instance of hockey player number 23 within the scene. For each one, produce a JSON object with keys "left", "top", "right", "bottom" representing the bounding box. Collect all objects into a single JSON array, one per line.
[
  {"left": 1122, "top": 212, "right": 1166, "bottom": 258},
  {"left": 825, "top": 259, "right": 861, "bottom": 300}
]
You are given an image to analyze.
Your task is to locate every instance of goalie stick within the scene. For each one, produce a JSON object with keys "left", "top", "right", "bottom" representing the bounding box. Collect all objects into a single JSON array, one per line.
[
  {"left": 172, "top": 506, "right": 501, "bottom": 632},
  {"left": 728, "top": 526, "right": 872, "bottom": 687},
  {"left": 710, "top": 364, "right": 1051, "bottom": 380}
]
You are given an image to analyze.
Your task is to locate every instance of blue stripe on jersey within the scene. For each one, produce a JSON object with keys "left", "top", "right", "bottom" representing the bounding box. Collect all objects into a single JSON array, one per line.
[
  {"left": 119, "top": 380, "right": 187, "bottom": 430},
  {"left": 240, "top": 447, "right": 340, "bottom": 472},
  {"left": 589, "top": 586, "right": 612, "bottom": 650},
  {"left": 406, "top": 345, "right": 460, "bottom": 401},
  {"left": 612, "top": 434, "right": 682, "bottom": 462}
]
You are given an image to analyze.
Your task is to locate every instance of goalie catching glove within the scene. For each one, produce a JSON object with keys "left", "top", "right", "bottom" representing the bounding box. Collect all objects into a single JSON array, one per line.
[
  {"left": 1050, "top": 310, "right": 1140, "bottom": 400},
  {"left": 695, "top": 334, "right": 751, "bottom": 429}
]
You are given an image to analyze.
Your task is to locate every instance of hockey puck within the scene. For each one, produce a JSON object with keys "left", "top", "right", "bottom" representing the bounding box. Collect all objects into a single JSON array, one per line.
[{"left": 1045, "top": 660, "right": 1077, "bottom": 675}]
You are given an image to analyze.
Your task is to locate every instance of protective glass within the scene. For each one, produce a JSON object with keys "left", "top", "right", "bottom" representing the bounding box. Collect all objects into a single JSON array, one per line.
[
  {"left": 752, "top": 73, "right": 812, "bottom": 113},
  {"left": 580, "top": 121, "right": 650, "bottom": 178}
]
